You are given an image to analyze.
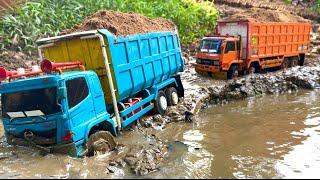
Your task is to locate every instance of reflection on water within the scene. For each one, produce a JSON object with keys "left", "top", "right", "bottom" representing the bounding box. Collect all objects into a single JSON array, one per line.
[
  {"left": 1, "top": 90, "right": 320, "bottom": 178},
  {"left": 155, "top": 90, "right": 320, "bottom": 178},
  {"left": 275, "top": 105, "right": 320, "bottom": 178}
]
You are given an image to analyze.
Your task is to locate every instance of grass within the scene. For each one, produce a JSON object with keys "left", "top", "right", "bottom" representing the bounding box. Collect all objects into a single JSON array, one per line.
[{"left": 0, "top": 0, "right": 219, "bottom": 51}]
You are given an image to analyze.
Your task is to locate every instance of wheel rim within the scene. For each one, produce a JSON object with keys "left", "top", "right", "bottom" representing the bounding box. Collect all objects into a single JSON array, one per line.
[
  {"left": 233, "top": 70, "right": 239, "bottom": 79},
  {"left": 249, "top": 66, "right": 255, "bottom": 74},
  {"left": 159, "top": 96, "right": 168, "bottom": 111},
  {"left": 87, "top": 131, "right": 116, "bottom": 156},
  {"left": 171, "top": 91, "right": 179, "bottom": 105},
  {"left": 93, "top": 139, "right": 111, "bottom": 155},
  {"left": 291, "top": 60, "right": 298, "bottom": 67},
  {"left": 282, "top": 61, "right": 289, "bottom": 69}
]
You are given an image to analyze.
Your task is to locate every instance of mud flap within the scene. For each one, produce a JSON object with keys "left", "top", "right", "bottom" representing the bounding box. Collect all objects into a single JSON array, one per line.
[{"left": 174, "top": 75, "right": 184, "bottom": 98}]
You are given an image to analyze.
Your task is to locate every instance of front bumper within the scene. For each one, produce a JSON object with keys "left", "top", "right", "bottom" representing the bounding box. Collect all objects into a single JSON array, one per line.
[
  {"left": 194, "top": 64, "right": 227, "bottom": 79},
  {"left": 195, "top": 63, "right": 220, "bottom": 73},
  {"left": 6, "top": 135, "right": 78, "bottom": 157}
]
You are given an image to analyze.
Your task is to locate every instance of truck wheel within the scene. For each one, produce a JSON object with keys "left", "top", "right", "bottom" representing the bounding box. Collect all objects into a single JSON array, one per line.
[
  {"left": 153, "top": 90, "right": 168, "bottom": 115},
  {"left": 86, "top": 131, "right": 116, "bottom": 156},
  {"left": 249, "top": 66, "right": 255, "bottom": 74},
  {"left": 281, "top": 58, "right": 289, "bottom": 69},
  {"left": 290, "top": 57, "right": 298, "bottom": 67},
  {"left": 227, "top": 65, "right": 239, "bottom": 80},
  {"left": 165, "top": 87, "right": 179, "bottom": 106}
]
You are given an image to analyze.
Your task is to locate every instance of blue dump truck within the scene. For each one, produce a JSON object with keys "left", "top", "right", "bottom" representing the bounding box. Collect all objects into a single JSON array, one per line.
[{"left": 0, "top": 29, "right": 184, "bottom": 156}]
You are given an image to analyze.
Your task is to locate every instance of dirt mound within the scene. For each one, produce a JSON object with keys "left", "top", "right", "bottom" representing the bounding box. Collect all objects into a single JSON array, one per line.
[
  {"left": 61, "top": 11, "right": 176, "bottom": 36},
  {"left": 0, "top": 51, "right": 38, "bottom": 70},
  {"left": 220, "top": 7, "right": 309, "bottom": 22},
  {"left": 215, "top": 0, "right": 320, "bottom": 22}
]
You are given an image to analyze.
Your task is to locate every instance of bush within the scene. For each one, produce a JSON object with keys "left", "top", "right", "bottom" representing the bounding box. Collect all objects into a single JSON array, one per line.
[{"left": 0, "top": 0, "right": 219, "bottom": 50}]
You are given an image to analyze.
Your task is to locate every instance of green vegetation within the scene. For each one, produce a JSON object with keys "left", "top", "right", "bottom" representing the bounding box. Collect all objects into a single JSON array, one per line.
[
  {"left": 316, "top": 0, "right": 320, "bottom": 13},
  {"left": 0, "top": 0, "right": 219, "bottom": 50}
]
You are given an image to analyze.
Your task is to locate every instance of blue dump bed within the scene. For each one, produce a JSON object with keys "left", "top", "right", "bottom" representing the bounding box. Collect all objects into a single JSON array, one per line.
[
  {"left": 40, "top": 29, "right": 184, "bottom": 104},
  {"left": 101, "top": 30, "right": 184, "bottom": 103}
]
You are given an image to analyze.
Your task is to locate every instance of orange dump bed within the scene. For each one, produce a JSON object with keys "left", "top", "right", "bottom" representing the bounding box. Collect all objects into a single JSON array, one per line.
[{"left": 217, "top": 20, "right": 311, "bottom": 61}]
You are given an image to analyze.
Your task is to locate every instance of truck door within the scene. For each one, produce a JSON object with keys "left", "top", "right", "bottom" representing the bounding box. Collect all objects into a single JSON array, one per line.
[
  {"left": 65, "top": 76, "right": 95, "bottom": 142},
  {"left": 88, "top": 75, "right": 106, "bottom": 116},
  {"left": 222, "top": 41, "right": 238, "bottom": 67}
]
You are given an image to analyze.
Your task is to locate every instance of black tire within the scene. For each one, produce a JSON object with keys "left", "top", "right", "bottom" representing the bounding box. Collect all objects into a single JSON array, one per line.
[
  {"left": 86, "top": 131, "right": 116, "bottom": 156},
  {"left": 290, "top": 57, "right": 299, "bottom": 67},
  {"left": 152, "top": 90, "right": 168, "bottom": 115},
  {"left": 281, "top": 58, "right": 290, "bottom": 69},
  {"left": 227, "top": 65, "right": 239, "bottom": 80},
  {"left": 165, "top": 87, "right": 179, "bottom": 106}
]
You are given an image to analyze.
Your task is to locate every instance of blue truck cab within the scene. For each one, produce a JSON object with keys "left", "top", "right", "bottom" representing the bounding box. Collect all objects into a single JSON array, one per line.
[{"left": 0, "top": 29, "right": 185, "bottom": 156}]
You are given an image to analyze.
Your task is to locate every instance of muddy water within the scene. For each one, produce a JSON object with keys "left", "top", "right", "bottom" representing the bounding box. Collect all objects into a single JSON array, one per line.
[
  {"left": 1, "top": 90, "right": 320, "bottom": 178},
  {"left": 153, "top": 90, "right": 320, "bottom": 178}
]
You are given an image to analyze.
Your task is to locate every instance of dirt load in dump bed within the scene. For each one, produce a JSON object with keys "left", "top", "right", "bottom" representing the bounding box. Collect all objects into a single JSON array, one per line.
[
  {"left": 61, "top": 10, "right": 176, "bottom": 36},
  {"left": 215, "top": 0, "right": 320, "bottom": 22},
  {"left": 219, "top": 7, "right": 310, "bottom": 22}
]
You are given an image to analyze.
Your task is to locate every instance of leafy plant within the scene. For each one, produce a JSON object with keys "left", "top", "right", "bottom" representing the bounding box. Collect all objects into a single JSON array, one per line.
[
  {"left": 0, "top": 0, "right": 219, "bottom": 50},
  {"left": 316, "top": 0, "right": 320, "bottom": 13}
]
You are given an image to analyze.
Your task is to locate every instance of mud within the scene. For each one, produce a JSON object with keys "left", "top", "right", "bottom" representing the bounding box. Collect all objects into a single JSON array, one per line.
[
  {"left": 123, "top": 134, "right": 168, "bottom": 175},
  {"left": 99, "top": 57, "right": 320, "bottom": 176},
  {"left": 100, "top": 131, "right": 169, "bottom": 176},
  {"left": 61, "top": 11, "right": 176, "bottom": 36}
]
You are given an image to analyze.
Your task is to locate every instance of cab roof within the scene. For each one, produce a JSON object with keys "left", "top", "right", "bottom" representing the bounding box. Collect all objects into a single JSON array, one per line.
[
  {"left": 0, "top": 70, "right": 95, "bottom": 94},
  {"left": 202, "top": 36, "right": 239, "bottom": 41}
]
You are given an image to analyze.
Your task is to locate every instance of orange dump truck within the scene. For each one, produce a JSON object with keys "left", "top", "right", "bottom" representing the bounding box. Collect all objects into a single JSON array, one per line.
[{"left": 195, "top": 19, "right": 311, "bottom": 79}]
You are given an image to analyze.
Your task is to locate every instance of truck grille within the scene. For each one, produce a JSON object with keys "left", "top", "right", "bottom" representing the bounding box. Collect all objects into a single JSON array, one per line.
[
  {"left": 196, "top": 58, "right": 220, "bottom": 66},
  {"left": 6, "top": 129, "right": 57, "bottom": 146}
]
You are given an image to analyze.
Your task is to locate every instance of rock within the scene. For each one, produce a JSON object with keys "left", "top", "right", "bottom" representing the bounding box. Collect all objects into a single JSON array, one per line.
[
  {"left": 0, "top": 155, "right": 9, "bottom": 160},
  {"left": 115, "top": 158, "right": 126, "bottom": 167},
  {"left": 139, "top": 116, "right": 153, "bottom": 128},
  {"left": 109, "top": 161, "right": 117, "bottom": 166},
  {"left": 184, "top": 111, "right": 194, "bottom": 122},
  {"left": 153, "top": 114, "right": 165, "bottom": 123},
  {"left": 124, "top": 156, "right": 137, "bottom": 166},
  {"left": 107, "top": 166, "right": 115, "bottom": 173}
]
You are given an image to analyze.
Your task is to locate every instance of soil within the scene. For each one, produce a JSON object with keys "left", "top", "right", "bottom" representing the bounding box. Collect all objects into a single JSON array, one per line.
[
  {"left": 215, "top": 0, "right": 320, "bottom": 22},
  {"left": 0, "top": 0, "right": 24, "bottom": 15},
  {"left": 61, "top": 11, "right": 176, "bottom": 36},
  {"left": 219, "top": 7, "right": 309, "bottom": 22},
  {"left": 0, "top": 51, "right": 38, "bottom": 70}
]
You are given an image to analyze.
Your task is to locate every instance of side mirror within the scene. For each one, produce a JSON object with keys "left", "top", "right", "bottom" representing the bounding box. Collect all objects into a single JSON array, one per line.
[
  {"left": 221, "top": 46, "right": 225, "bottom": 54},
  {"left": 57, "top": 87, "right": 67, "bottom": 99}
]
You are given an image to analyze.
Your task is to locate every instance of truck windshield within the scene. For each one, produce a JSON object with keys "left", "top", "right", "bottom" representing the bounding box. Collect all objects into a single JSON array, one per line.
[
  {"left": 1, "top": 87, "right": 60, "bottom": 119},
  {"left": 200, "top": 39, "right": 222, "bottom": 54}
]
